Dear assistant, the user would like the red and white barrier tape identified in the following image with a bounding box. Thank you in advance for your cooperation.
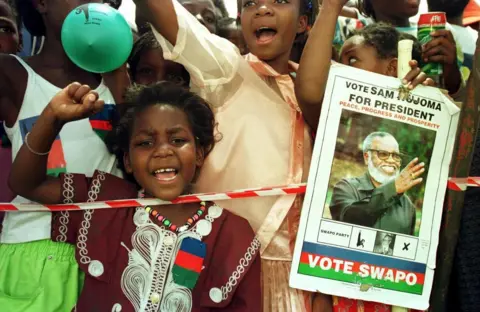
[447,177,480,191]
[0,177,477,212]
[0,183,307,212]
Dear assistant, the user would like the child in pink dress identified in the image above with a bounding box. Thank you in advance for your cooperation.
[135,0,314,310]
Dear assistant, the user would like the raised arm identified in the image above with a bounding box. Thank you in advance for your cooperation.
[133,0,179,45]
[295,0,347,130]
[8,83,104,204]
[134,0,239,105]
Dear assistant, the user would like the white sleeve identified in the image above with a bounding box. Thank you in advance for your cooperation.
[150,0,241,91]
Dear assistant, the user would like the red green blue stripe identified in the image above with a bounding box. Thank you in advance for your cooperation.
[302,242,426,272]
[172,238,206,289]
[89,104,115,141]
[298,242,426,295]
[175,250,203,273]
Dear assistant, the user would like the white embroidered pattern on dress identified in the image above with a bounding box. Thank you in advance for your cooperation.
[219,236,261,301]
[121,205,223,312]
[57,173,75,242]
[77,171,106,264]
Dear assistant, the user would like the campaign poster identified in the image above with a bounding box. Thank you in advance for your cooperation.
[289,65,460,310]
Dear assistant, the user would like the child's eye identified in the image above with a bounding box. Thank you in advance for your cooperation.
[166,74,186,85]
[274,0,289,4]
[0,26,14,33]
[348,57,358,65]
[243,0,256,8]
[204,16,215,24]
[138,68,154,75]
[136,140,153,147]
[171,138,188,146]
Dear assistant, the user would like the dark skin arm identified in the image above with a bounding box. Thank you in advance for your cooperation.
[133,0,179,45]
[295,0,345,131]
[422,29,462,94]
[8,83,104,204]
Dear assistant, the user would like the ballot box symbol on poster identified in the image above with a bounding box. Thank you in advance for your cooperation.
[373,231,396,256]
[357,232,365,248]
[348,227,376,252]
[393,235,418,260]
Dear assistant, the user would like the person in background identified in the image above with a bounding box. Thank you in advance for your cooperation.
[427,0,478,78]
[0,0,21,53]
[128,31,190,86]
[0,0,21,229]
[217,17,249,55]
[0,0,122,310]
[179,0,219,33]
[355,0,465,96]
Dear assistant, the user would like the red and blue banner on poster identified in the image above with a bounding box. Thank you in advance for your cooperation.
[298,242,426,295]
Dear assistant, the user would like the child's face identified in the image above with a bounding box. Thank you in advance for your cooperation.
[134,48,188,86]
[369,0,420,20]
[0,1,19,53]
[340,35,396,76]
[125,104,203,201]
[179,0,217,33]
[240,0,306,62]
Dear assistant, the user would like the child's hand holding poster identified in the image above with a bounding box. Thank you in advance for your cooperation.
[289,65,460,310]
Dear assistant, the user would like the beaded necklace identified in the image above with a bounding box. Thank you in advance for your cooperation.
[144,201,207,232]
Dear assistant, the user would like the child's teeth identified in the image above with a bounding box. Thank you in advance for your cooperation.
[155,168,175,173]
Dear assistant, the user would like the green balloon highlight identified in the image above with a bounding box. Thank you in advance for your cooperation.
[61,3,133,73]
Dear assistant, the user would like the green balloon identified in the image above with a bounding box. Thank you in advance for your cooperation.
[61,3,133,73]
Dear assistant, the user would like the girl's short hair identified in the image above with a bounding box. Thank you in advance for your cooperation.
[105,82,217,180]
[358,0,375,19]
[351,22,422,64]
[3,0,21,30]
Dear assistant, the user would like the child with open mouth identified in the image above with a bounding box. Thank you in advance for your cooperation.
[8,81,262,312]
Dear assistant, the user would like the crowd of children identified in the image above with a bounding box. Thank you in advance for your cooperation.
[0,0,478,311]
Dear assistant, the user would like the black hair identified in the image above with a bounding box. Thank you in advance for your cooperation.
[398,32,422,64]
[351,23,423,64]
[128,31,160,79]
[301,0,315,25]
[105,0,122,10]
[213,0,228,18]
[105,82,217,181]
[352,23,400,59]
[128,31,190,86]
[15,0,45,36]
[217,17,236,38]
[358,0,375,19]
[427,0,470,19]
[2,0,21,30]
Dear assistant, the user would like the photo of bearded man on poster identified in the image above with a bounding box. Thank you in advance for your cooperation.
[329,132,425,235]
